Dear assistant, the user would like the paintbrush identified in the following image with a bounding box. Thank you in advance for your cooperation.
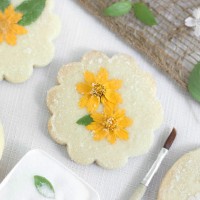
[129,128,177,200]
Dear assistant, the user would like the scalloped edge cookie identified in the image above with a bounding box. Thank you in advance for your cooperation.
[0,0,60,83]
[158,148,200,200]
[47,51,163,169]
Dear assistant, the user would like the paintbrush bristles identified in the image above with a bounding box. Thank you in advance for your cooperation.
[163,128,177,150]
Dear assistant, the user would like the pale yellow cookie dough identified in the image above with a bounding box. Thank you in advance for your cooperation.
[158,149,200,200]
[47,51,163,169]
[0,0,60,83]
[0,122,4,159]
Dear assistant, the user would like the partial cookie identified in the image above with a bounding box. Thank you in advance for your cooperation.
[47,51,163,169]
[0,0,60,83]
[0,122,4,159]
[158,148,200,200]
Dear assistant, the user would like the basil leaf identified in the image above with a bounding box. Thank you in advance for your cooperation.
[16,0,46,26]
[0,0,10,11]
[133,2,157,26]
[34,175,55,199]
[188,62,200,102]
[77,115,94,126]
[104,1,132,17]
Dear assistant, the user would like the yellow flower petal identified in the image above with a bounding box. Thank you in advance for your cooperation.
[76,83,91,94]
[101,96,106,106]
[5,33,16,45]
[91,112,104,123]
[96,68,108,83]
[87,95,100,113]
[84,71,95,84]
[93,134,104,141]
[5,5,23,23]
[93,130,107,141]
[105,90,122,104]
[118,117,133,128]
[0,33,3,43]
[114,109,125,119]
[87,122,101,131]
[107,134,117,144]
[5,5,15,16]
[12,24,27,34]
[101,96,114,110]
[115,129,129,140]
[0,5,27,45]
[105,80,122,90]
[103,105,113,116]
[7,12,22,23]
[79,95,89,108]
[0,12,3,20]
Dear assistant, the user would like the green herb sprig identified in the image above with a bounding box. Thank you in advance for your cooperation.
[0,0,46,26]
[34,175,55,199]
[103,1,157,26]
[188,62,200,103]
[76,114,94,126]
[0,0,10,11]
[16,0,46,26]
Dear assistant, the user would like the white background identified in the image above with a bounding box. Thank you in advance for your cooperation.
[0,0,200,199]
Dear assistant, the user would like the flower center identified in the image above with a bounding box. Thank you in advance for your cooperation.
[103,117,117,132]
[91,83,106,97]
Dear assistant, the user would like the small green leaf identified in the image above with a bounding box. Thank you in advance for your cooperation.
[133,2,157,26]
[104,1,132,17]
[16,0,46,26]
[188,62,200,103]
[0,0,10,11]
[77,115,94,126]
[34,175,55,199]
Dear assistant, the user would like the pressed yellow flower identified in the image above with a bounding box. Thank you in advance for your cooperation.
[87,107,133,144]
[76,68,122,112]
[0,5,27,46]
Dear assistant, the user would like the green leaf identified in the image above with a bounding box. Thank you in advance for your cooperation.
[0,0,10,11]
[16,0,46,26]
[104,1,132,17]
[76,115,94,126]
[133,2,157,26]
[188,62,200,103]
[34,175,55,199]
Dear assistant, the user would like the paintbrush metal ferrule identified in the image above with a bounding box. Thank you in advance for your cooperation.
[141,148,168,186]
[141,128,177,187]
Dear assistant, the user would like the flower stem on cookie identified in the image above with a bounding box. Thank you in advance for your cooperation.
[0,5,27,45]
[87,106,133,144]
[76,68,122,113]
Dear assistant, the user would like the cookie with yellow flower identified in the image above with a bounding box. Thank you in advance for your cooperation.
[0,0,60,83]
[47,51,163,169]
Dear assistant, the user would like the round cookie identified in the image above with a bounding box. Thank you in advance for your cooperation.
[47,51,163,169]
[0,122,4,159]
[0,0,60,83]
[158,149,200,200]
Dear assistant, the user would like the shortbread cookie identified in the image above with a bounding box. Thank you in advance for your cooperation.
[47,51,163,169]
[0,122,4,159]
[158,149,200,200]
[0,0,60,83]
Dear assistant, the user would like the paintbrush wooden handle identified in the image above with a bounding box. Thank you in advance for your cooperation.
[129,184,146,200]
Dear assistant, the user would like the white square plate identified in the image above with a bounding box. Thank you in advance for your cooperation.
[0,149,100,200]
